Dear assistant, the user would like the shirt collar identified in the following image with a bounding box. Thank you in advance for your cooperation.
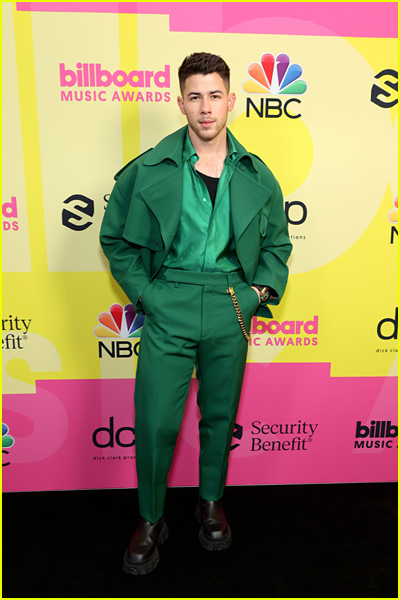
[143,124,261,173]
[183,128,239,164]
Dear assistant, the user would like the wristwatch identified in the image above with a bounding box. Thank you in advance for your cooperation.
[252,285,270,302]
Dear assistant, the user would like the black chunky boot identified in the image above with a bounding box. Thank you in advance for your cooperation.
[122,516,168,575]
[195,497,232,551]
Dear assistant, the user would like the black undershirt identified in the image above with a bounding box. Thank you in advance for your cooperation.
[196,169,277,298]
[197,170,219,207]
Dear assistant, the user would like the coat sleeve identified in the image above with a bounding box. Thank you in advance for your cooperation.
[99,175,151,312]
[253,177,292,307]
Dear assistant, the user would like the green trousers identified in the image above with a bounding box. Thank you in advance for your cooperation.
[134,268,259,523]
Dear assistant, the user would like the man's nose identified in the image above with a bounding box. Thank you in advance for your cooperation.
[201,98,211,113]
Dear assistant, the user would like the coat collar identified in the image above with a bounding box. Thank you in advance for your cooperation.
[143,125,261,173]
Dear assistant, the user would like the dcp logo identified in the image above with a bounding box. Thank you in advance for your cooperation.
[285,200,307,225]
[377,308,398,340]
[92,417,135,448]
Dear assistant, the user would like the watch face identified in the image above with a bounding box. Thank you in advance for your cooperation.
[261,288,270,301]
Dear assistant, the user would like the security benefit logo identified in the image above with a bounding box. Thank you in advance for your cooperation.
[62,194,94,231]
[94,303,144,359]
[243,53,307,120]
[251,420,318,453]
[370,69,398,109]
[354,421,397,450]
[2,424,15,468]
[2,315,32,350]
[230,424,243,451]
[62,194,109,232]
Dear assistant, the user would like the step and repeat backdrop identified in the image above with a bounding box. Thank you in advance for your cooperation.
[2,2,398,492]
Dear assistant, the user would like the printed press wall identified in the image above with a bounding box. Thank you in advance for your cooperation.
[2,2,398,492]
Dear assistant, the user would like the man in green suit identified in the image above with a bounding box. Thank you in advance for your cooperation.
[100,52,292,574]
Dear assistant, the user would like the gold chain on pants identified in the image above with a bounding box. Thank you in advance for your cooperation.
[226,286,251,342]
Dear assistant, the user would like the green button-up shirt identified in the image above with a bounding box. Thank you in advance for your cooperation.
[163,130,242,272]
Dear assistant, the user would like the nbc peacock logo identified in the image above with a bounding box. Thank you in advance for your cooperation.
[387,196,398,224]
[94,304,145,339]
[2,424,14,448]
[243,53,307,95]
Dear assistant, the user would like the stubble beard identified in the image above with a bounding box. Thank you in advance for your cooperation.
[189,115,228,143]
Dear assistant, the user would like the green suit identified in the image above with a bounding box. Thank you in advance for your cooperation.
[100,126,292,522]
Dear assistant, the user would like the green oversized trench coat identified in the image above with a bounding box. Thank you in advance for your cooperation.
[100,126,292,319]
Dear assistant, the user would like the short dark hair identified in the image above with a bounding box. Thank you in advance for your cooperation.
[178,52,230,94]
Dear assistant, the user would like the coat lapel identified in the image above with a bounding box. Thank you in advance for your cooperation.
[230,168,272,241]
[139,167,183,257]
[230,168,272,281]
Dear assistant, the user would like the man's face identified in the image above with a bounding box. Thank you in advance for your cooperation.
[177,73,236,143]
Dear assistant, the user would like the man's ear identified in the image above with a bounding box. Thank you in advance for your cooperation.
[228,92,236,112]
[177,96,186,115]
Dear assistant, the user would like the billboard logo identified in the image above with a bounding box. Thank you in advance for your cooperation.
[60,63,170,88]
[251,315,318,347]
[60,63,171,103]
[371,69,398,109]
[2,196,19,232]
[354,420,397,449]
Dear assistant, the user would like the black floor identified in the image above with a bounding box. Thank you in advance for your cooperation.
[2,482,397,598]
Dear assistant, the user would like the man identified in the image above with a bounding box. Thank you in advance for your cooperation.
[100,52,292,575]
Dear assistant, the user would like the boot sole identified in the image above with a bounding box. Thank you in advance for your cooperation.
[195,506,232,551]
[122,520,169,575]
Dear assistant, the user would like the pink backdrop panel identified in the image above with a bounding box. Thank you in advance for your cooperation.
[16,2,398,37]
[3,364,397,492]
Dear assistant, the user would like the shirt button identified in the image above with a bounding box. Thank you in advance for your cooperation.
[203,198,207,202]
